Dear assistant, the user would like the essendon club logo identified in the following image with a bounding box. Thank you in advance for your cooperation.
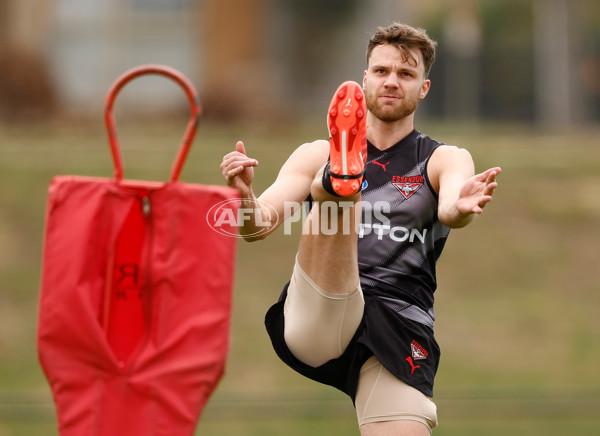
[406,340,428,375]
[392,175,424,199]
[411,340,428,360]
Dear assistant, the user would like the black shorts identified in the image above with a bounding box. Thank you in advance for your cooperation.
[265,282,441,402]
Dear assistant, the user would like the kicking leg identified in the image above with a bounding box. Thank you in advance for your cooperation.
[283,81,367,367]
[283,172,364,367]
[298,79,367,294]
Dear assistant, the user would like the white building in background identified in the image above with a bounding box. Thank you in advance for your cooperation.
[49,0,200,115]
[2,0,417,119]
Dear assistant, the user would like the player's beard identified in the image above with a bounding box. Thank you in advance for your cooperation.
[365,89,421,122]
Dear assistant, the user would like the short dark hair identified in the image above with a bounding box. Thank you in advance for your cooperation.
[366,23,437,78]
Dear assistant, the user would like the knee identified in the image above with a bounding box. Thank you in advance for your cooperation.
[283,316,338,368]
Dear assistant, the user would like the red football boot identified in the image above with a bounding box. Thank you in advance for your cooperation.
[326,80,367,197]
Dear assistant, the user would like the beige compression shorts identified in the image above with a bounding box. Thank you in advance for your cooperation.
[283,259,438,431]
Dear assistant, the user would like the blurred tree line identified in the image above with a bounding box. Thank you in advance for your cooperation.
[421,0,599,126]
[0,0,598,126]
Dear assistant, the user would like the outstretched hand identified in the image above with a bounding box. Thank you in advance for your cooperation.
[456,167,502,215]
[220,141,258,198]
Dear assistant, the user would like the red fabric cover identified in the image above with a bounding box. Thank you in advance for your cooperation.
[38,175,238,436]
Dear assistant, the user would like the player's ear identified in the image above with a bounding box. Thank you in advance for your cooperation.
[419,79,431,100]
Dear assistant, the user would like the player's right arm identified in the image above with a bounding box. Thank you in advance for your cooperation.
[220,139,328,241]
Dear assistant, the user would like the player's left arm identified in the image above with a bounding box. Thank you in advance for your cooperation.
[430,146,501,229]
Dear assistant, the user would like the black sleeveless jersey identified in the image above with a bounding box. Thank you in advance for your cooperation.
[264,129,450,400]
[358,129,450,320]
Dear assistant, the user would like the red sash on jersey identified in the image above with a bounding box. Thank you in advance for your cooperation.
[37,66,238,435]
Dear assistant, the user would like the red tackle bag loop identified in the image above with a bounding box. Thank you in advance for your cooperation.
[38,65,238,436]
[104,64,202,183]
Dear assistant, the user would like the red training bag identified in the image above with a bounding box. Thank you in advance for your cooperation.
[38,65,238,435]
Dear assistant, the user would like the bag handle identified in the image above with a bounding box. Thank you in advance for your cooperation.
[104,64,202,182]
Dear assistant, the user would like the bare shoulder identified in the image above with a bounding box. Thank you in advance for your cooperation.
[428,145,475,191]
[291,139,329,160]
[257,139,329,209]
[430,145,474,169]
[431,144,472,161]
[281,139,329,175]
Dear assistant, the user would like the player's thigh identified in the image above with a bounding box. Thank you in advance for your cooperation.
[356,356,437,434]
[283,259,364,367]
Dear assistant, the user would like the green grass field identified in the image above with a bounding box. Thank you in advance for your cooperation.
[0,118,599,435]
